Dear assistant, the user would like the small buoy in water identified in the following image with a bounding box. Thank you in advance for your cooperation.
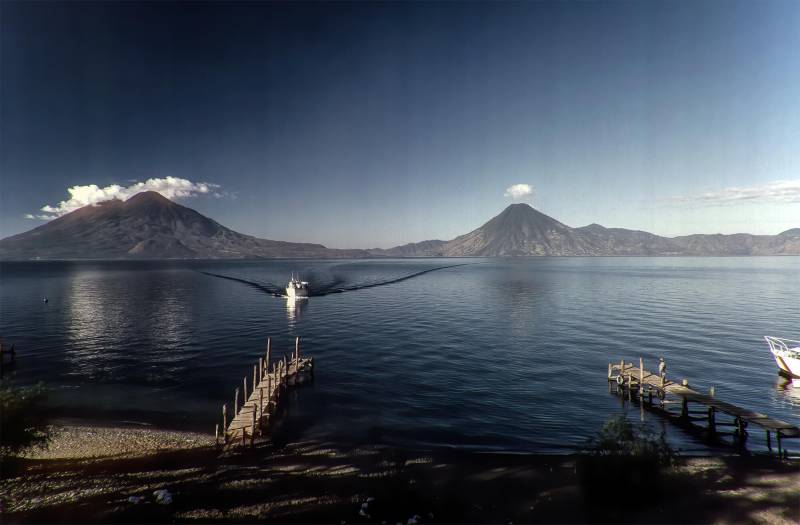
[43,297,48,303]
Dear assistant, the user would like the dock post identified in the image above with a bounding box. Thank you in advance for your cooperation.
[223,404,228,431]
[259,358,263,383]
[259,387,264,429]
[234,388,239,415]
[776,431,782,456]
[295,336,300,369]
[253,365,257,394]
[283,355,288,380]
[738,419,748,446]
[243,376,248,401]
[607,363,612,379]
[626,372,632,401]
[707,406,716,434]
[639,357,644,397]
[766,430,772,451]
[266,337,272,371]
[251,409,256,447]
[620,359,624,376]
[215,424,219,446]
[267,371,272,403]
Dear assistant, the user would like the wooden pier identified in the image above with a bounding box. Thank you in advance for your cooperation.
[608,358,800,456]
[219,336,314,448]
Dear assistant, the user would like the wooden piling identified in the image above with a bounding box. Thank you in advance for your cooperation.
[234,388,239,415]
[266,337,272,371]
[259,387,264,429]
[251,408,256,446]
[607,363,612,379]
[243,376,248,401]
[259,357,263,382]
[253,365,257,394]
[295,337,300,369]
[223,404,228,430]
[707,406,716,434]
[638,358,644,395]
[215,424,219,446]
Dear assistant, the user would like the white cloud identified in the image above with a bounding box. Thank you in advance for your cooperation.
[669,179,800,206]
[27,177,220,220]
[504,183,534,200]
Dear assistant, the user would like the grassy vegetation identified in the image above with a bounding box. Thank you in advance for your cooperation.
[0,382,52,458]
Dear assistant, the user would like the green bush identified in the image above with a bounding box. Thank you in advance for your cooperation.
[0,382,52,456]
[580,416,677,511]
[585,415,676,465]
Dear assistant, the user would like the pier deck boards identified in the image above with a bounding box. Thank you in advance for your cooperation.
[220,337,314,447]
[610,362,800,441]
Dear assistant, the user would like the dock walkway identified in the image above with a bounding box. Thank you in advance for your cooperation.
[220,336,313,447]
[609,359,799,455]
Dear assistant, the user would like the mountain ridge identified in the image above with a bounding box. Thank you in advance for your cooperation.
[369,203,799,257]
[1,193,797,259]
[0,191,368,260]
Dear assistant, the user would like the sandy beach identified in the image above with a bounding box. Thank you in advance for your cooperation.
[2,423,798,524]
[20,423,216,460]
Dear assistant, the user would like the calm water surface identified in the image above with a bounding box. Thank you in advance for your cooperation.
[1,258,798,454]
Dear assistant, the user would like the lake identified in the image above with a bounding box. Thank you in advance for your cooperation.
[1,257,798,454]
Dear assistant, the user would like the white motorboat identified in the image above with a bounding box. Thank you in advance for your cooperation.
[286,274,309,300]
[765,336,800,378]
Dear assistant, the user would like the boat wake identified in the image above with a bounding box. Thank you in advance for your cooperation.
[198,272,284,296]
[199,263,470,298]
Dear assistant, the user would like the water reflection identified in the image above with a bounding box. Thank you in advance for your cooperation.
[775,375,800,408]
[63,270,192,382]
[286,297,307,325]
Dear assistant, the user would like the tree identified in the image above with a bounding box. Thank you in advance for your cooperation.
[0,382,52,456]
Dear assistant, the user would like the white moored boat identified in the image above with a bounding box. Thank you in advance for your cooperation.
[286,274,309,300]
[765,336,800,378]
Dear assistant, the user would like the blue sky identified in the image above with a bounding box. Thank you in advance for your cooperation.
[1,1,798,247]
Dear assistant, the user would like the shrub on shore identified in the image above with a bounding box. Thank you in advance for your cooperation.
[0,382,52,457]
[585,415,676,465]
[579,416,677,512]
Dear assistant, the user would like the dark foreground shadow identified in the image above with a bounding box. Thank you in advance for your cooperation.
[1,444,798,523]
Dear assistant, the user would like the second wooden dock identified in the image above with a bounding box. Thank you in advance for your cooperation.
[608,358,799,456]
